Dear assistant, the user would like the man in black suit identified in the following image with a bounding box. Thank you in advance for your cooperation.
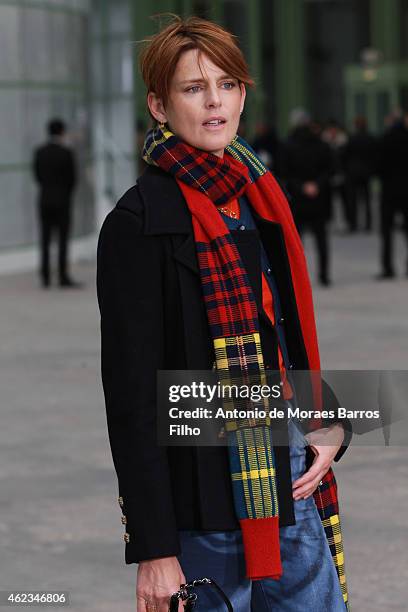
[282,112,333,286]
[343,116,377,232]
[377,112,408,279]
[33,118,81,288]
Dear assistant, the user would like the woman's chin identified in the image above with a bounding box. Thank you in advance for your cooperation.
[194,136,231,155]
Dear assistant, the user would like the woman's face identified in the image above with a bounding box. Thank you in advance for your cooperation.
[148,48,246,157]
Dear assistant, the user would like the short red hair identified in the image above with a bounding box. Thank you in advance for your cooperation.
[139,14,255,115]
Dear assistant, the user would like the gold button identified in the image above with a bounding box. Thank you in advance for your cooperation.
[121,515,127,525]
[124,532,130,543]
[118,496,124,507]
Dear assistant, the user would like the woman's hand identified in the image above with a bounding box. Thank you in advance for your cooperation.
[292,423,344,501]
[136,556,186,612]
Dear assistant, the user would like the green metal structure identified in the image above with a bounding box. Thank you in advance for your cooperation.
[345,0,408,133]
[130,0,408,140]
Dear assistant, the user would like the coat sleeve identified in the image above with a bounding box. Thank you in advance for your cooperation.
[297,377,352,463]
[96,206,181,563]
[321,379,352,463]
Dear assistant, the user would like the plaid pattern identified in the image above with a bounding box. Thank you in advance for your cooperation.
[143,125,248,205]
[229,426,279,519]
[214,334,271,427]
[321,513,350,610]
[193,207,280,531]
[315,469,349,609]
[142,125,348,599]
[225,136,269,182]
[313,466,339,518]
[196,237,258,337]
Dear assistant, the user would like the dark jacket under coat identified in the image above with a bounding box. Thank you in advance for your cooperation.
[96,165,351,564]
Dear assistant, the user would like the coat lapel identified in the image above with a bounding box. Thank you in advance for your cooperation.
[137,165,200,276]
[172,233,200,276]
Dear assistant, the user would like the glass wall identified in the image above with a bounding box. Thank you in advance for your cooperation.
[90,0,136,227]
[0,0,94,250]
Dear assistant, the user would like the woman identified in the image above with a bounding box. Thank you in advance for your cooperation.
[97,15,351,612]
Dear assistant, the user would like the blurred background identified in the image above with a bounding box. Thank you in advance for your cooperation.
[1,1,408,611]
[1,0,408,258]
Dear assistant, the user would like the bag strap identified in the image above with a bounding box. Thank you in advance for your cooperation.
[169,577,233,611]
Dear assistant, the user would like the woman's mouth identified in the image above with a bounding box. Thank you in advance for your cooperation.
[202,119,227,130]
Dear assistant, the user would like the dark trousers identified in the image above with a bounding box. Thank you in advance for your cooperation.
[296,218,329,283]
[346,178,371,231]
[337,183,349,229]
[38,205,71,284]
[380,196,408,275]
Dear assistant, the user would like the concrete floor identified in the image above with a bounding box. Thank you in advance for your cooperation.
[0,227,407,611]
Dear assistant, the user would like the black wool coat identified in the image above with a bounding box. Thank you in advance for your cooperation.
[96,165,351,564]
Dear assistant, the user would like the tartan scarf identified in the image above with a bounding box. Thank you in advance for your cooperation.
[142,125,330,582]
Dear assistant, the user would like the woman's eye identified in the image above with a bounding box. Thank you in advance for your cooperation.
[186,82,236,93]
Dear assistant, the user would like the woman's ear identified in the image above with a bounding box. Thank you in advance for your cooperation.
[239,83,247,115]
[147,92,167,124]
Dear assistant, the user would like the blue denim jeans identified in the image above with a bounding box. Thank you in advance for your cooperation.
[177,420,346,611]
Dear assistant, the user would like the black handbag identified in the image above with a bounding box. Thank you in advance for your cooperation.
[169,577,233,611]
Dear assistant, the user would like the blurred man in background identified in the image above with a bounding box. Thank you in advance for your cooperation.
[377,109,408,279]
[282,109,333,286]
[343,116,377,233]
[33,118,81,289]
[251,121,282,175]
[322,118,349,232]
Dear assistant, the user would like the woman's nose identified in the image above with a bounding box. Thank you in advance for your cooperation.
[205,86,222,108]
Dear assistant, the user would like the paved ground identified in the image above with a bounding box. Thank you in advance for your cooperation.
[0,225,408,611]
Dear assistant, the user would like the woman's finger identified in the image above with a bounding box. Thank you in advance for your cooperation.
[146,599,162,612]
[136,594,167,612]
[292,455,329,490]
[136,595,148,611]
[293,472,326,499]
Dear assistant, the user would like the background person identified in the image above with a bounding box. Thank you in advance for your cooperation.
[33,118,81,288]
[343,115,377,233]
[282,109,333,286]
[321,118,349,233]
[376,109,408,279]
[251,121,282,175]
